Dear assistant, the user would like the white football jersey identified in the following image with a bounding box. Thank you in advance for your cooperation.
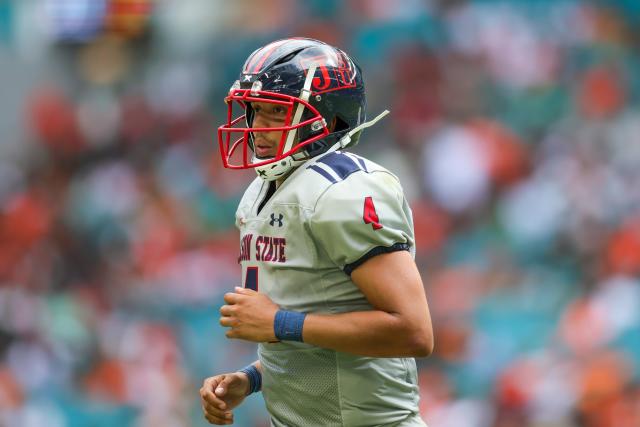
[235,151,425,426]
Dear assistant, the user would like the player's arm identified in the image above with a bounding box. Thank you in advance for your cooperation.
[301,250,433,357]
[221,251,433,357]
[301,172,433,357]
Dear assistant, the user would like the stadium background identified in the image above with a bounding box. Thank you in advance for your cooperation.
[1,0,640,426]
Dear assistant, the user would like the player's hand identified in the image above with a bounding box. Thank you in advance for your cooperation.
[220,287,279,342]
[200,372,249,425]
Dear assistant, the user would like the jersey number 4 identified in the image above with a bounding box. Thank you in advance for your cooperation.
[244,267,258,291]
[363,196,383,230]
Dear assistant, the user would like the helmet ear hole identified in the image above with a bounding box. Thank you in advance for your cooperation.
[333,116,348,133]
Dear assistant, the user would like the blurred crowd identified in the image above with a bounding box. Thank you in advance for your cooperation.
[1,0,640,426]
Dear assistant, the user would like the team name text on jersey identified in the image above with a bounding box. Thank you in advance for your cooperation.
[238,233,287,263]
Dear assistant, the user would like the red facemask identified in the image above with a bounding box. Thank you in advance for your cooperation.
[217,88,330,170]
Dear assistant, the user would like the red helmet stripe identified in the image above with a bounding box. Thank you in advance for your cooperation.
[244,39,289,74]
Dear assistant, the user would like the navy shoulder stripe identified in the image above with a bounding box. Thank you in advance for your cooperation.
[307,165,337,183]
[354,156,368,173]
[317,152,361,180]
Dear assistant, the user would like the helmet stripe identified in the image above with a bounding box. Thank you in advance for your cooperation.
[244,39,289,74]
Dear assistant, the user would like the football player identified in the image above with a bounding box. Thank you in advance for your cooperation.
[200,38,433,426]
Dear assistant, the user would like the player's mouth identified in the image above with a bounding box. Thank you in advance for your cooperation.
[254,139,278,158]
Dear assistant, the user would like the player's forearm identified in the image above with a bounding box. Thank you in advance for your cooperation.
[301,310,433,357]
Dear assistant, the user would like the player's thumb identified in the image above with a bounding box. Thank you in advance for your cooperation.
[214,375,235,397]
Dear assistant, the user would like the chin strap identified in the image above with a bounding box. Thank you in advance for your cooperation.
[321,109,390,156]
[253,109,391,181]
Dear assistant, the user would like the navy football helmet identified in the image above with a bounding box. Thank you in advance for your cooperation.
[218,38,387,181]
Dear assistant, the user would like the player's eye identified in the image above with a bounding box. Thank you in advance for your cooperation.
[272,106,286,115]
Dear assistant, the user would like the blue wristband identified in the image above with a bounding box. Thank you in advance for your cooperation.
[274,310,306,342]
[238,364,261,395]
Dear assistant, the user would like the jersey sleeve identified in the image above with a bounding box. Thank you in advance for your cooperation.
[308,171,415,275]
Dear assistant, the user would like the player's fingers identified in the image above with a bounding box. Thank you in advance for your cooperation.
[200,376,220,398]
[219,305,234,316]
[202,391,227,410]
[219,316,234,327]
[225,329,237,339]
[223,292,240,304]
[203,402,232,419]
[204,411,233,425]
[234,286,257,295]
[201,377,227,408]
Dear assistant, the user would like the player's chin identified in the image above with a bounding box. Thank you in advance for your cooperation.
[254,147,278,158]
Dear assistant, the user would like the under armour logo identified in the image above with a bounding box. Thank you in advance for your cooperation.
[269,213,284,227]
[243,75,252,82]
[258,169,267,177]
